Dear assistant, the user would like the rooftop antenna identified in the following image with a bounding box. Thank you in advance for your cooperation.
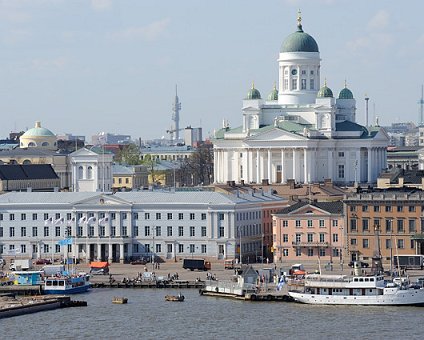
[419,84,424,126]
[365,94,369,128]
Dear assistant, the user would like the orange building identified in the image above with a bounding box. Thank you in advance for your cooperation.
[344,190,424,265]
[272,201,344,265]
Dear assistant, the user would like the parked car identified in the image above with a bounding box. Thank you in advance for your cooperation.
[130,259,147,265]
[348,261,369,268]
[35,258,52,265]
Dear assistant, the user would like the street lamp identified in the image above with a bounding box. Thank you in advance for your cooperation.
[238,226,242,265]
[389,219,393,276]
[261,233,264,265]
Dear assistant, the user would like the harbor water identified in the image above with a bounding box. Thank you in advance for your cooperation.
[1,288,423,339]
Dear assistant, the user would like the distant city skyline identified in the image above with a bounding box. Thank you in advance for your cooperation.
[0,0,422,140]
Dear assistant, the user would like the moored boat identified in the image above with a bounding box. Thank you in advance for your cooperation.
[288,273,424,306]
[43,273,90,295]
[165,294,184,302]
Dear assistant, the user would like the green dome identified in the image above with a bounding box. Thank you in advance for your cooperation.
[338,87,354,99]
[267,84,278,101]
[246,83,261,100]
[317,83,333,98]
[281,13,318,53]
[22,121,55,137]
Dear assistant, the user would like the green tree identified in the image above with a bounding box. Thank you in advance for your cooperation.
[115,143,142,165]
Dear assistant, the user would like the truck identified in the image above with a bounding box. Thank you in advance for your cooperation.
[393,255,424,270]
[9,259,32,271]
[182,259,211,271]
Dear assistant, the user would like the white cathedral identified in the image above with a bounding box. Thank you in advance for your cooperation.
[213,12,389,186]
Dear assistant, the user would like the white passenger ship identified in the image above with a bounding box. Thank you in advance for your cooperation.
[288,274,424,306]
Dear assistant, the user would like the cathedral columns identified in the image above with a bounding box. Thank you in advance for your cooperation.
[281,150,286,183]
[256,149,260,184]
[327,149,333,181]
[292,149,297,182]
[304,149,308,183]
[268,149,272,183]
[367,147,373,183]
[356,150,361,184]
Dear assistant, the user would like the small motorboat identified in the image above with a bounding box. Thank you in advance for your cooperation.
[165,294,185,302]
[112,296,128,304]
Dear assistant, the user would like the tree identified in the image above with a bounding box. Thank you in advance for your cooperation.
[141,154,158,185]
[181,143,214,186]
[115,143,142,165]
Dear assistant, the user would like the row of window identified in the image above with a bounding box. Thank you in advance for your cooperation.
[350,205,422,213]
[282,219,339,228]
[283,78,315,91]
[280,233,339,243]
[349,218,422,233]
[0,212,208,222]
[278,248,339,257]
[350,238,413,249]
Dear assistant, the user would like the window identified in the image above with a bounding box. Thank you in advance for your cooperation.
[362,205,368,212]
[201,213,206,221]
[55,226,60,237]
[44,227,49,237]
[145,213,150,220]
[219,213,224,221]
[308,248,314,256]
[350,219,357,232]
[122,226,127,237]
[156,213,161,220]
[385,239,392,249]
[178,244,184,253]
[319,220,325,227]
[167,213,172,220]
[43,244,49,253]
[309,78,314,90]
[397,239,404,249]
[296,248,301,256]
[21,213,26,221]
[338,152,345,157]
[409,206,416,212]
[338,165,344,178]
[283,249,289,256]
[133,213,139,220]
[409,219,416,233]
[283,221,288,227]
[374,205,380,212]
[219,226,224,237]
[190,244,195,254]
[0,213,2,221]
[21,227,26,237]
[155,244,161,253]
[301,78,306,89]
[144,244,150,253]
[178,226,184,237]
[307,220,313,228]
[100,226,106,237]
[190,213,195,220]
[167,226,173,237]
[332,234,338,242]
[397,206,403,212]
[295,220,301,228]
[307,233,314,242]
[144,226,150,237]
[32,227,38,237]
[283,234,288,242]
[319,248,326,257]
[295,234,301,243]
[291,78,297,90]
[87,166,93,179]
[178,213,183,220]
[385,206,392,212]
[319,233,325,242]
[111,213,116,220]
[78,166,83,179]
[122,213,127,220]
[190,226,195,237]
[363,239,369,248]
[125,178,129,184]
[167,244,173,253]
[284,78,289,91]
[201,244,207,253]
[332,220,338,227]
[362,219,369,232]
[10,214,15,221]
[155,226,161,237]
[397,220,404,233]
[385,219,392,232]
[351,238,357,245]
[350,206,356,212]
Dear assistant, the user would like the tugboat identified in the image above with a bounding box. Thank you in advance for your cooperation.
[165,293,185,302]
[112,296,128,304]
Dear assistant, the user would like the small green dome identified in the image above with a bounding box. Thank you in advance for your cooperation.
[281,12,319,53]
[317,81,333,98]
[267,84,278,101]
[246,82,261,100]
[22,121,55,137]
[338,87,354,99]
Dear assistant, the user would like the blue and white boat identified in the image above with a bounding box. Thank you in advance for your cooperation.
[43,273,90,295]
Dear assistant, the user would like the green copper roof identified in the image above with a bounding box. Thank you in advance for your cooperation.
[281,13,318,53]
[246,83,261,100]
[338,87,354,99]
[22,122,55,137]
[267,84,278,101]
[317,84,333,98]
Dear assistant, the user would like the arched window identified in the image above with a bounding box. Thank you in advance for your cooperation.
[28,142,36,147]
[78,166,84,179]
[42,142,49,147]
[87,166,93,179]
[23,160,32,165]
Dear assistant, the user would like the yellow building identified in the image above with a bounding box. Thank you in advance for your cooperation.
[112,164,148,191]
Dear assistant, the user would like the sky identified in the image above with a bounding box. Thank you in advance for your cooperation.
[0,0,423,142]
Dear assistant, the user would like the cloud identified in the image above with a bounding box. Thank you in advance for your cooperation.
[108,18,170,42]
[346,32,393,53]
[91,0,112,11]
[368,10,390,30]
[31,57,69,71]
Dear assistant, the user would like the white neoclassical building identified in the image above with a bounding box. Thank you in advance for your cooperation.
[213,13,389,185]
[0,190,286,263]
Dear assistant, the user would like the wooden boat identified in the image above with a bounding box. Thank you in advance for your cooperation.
[165,294,184,302]
[112,296,128,304]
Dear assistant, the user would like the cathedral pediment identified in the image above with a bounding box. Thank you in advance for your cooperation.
[245,127,307,142]
[74,194,131,207]
[70,148,98,158]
